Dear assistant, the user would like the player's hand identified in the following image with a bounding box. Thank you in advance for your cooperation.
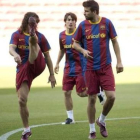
[48,75,56,88]
[82,49,93,59]
[116,63,123,73]
[54,65,59,74]
[14,54,21,64]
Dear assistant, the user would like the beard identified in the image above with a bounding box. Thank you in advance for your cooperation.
[85,16,93,20]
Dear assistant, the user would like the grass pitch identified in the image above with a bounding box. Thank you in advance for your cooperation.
[0,84,140,140]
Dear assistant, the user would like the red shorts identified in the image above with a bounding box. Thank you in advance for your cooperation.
[16,50,46,91]
[85,64,115,95]
[63,74,86,93]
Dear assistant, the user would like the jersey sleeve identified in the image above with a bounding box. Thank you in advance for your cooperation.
[59,33,64,50]
[74,23,83,43]
[40,34,51,53]
[9,32,19,47]
[108,20,117,40]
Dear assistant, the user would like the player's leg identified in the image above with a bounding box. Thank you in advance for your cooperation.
[62,75,75,124]
[99,64,116,119]
[97,87,106,105]
[96,90,115,138]
[28,35,40,64]
[18,82,29,128]
[87,94,97,131]
[62,90,75,124]
[96,64,115,138]
[101,90,115,117]
[75,74,87,97]
[17,81,32,140]
[28,17,40,64]
[85,70,98,139]
[64,90,73,111]
[98,90,115,123]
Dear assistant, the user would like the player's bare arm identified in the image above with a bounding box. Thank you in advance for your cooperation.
[112,38,123,73]
[9,44,21,64]
[54,49,65,74]
[73,41,93,59]
[44,52,56,88]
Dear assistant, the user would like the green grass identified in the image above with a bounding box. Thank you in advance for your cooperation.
[0,84,140,140]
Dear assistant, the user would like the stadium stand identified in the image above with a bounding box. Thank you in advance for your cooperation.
[0,0,140,38]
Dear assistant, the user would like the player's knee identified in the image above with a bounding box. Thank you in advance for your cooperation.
[107,94,116,103]
[18,97,27,107]
[77,92,87,97]
[64,91,71,97]
[111,95,115,102]
[88,95,96,105]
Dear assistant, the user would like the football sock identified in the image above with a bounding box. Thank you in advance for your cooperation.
[89,123,96,133]
[97,90,104,96]
[24,127,30,132]
[67,110,74,120]
[99,113,106,123]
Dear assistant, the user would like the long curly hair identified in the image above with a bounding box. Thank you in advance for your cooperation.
[19,12,40,33]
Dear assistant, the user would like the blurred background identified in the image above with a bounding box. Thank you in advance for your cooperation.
[0,0,140,88]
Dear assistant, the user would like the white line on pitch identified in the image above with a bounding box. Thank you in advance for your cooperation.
[0,116,140,140]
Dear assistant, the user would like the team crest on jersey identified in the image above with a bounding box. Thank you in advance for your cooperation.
[100,25,106,30]
[100,33,106,38]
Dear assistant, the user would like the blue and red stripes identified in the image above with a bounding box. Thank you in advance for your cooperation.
[59,30,83,76]
[74,17,117,71]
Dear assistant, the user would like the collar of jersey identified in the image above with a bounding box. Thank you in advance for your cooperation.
[23,32,30,36]
[65,28,76,36]
[88,17,102,24]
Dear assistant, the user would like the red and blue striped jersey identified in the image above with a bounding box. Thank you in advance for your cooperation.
[74,17,117,71]
[59,29,84,76]
[10,30,51,67]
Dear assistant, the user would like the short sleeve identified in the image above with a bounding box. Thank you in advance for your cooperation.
[39,34,51,53]
[9,32,19,47]
[59,33,64,50]
[108,20,117,40]
[74,23,83,43]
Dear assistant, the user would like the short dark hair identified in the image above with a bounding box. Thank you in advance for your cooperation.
[83,0,99,14]
[64,12,77,22]
[19,12,40,33]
